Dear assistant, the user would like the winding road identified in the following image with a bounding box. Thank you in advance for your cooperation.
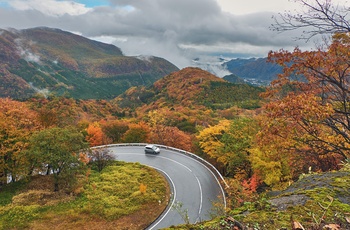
[106,145,226,229]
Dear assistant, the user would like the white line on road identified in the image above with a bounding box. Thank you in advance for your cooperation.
[170,150,227,209]
[147,166,176,230]
[194,175,203,223]
[157,155,193,172]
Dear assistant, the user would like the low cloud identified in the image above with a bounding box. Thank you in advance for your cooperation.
[0,0,312,70]
[15,38,41,63]
[28,82,50,98]
[192,56,231,78]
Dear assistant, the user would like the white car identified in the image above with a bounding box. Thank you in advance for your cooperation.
[144,144,160,154]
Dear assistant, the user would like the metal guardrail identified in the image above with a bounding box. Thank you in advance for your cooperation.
[92,143,229,189]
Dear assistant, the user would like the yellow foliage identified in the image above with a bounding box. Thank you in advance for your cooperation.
[196,119,230,160]
[249,147,288,188]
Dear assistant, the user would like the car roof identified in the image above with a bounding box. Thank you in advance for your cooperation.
[145,144,155,148]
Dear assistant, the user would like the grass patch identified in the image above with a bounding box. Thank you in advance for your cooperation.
[0,161,170,230]
[0,180,27,206]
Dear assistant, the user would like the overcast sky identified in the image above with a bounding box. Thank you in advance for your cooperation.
[0,0,348,69]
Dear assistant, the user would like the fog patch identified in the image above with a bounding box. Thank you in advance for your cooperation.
[136,55,154,62]
[15,38,41,63]
[192,56,231,78]
[29,82,50,98]
[22,51,41,63]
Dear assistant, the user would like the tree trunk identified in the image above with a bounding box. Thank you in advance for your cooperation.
[54,173,59,192]
[46,165,51,175]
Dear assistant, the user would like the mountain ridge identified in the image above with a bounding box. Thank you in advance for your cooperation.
[223,57,283,84]
[0,27,179,99]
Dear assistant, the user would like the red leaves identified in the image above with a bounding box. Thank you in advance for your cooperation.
[241,173,260,195]
[263,33,350,162]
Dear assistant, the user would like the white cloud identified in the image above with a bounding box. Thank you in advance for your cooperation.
[9,0,91,16]
[0,0,347,71]
[217,0,349,15]
[217,0,298,14]
[89,35,121,44]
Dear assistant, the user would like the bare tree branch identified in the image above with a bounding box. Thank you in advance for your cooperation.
[271,0,350,41]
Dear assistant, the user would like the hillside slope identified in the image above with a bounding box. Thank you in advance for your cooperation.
[0,27,179,99]
[114,67,264,112]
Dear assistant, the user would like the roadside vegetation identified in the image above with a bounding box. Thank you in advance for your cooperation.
[0,161,169,230]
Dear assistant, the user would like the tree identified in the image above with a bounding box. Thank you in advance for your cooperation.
[86,122,105,147]
[101,120,129,143]
[122,122,150,143]
[28,127,88,191]
[150,125,193,151]
[196,120,230,164]
[0,98,40,185]
[272,0,350,41]
[265,33,350,163]
[220,118,258,178]
[30,96,79,128]
[197,118,258,178]
[88,148,114,172]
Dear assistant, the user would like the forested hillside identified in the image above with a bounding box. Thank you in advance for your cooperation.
[114,67,263,112]
[0,27,179,99]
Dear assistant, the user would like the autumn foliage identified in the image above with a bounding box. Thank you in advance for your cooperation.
[0,98,41,184]
[86,122,105,147]
[261,33,350,172]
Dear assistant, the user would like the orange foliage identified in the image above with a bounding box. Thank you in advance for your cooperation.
[150,125,193,152]
[0,98,41,183]
[86,122,105,147]
[153,67,225,107]
[262,33,350,170]
[79,152,90,164]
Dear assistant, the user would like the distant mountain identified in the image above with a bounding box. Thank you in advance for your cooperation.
[223,57,283,83]
[0,27,179,99]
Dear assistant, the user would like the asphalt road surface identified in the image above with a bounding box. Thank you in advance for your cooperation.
[107,145,226,229]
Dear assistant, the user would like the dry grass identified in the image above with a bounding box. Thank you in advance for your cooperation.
[29,200,169,230]
[5,166,171,230]
[11,175,75,206]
